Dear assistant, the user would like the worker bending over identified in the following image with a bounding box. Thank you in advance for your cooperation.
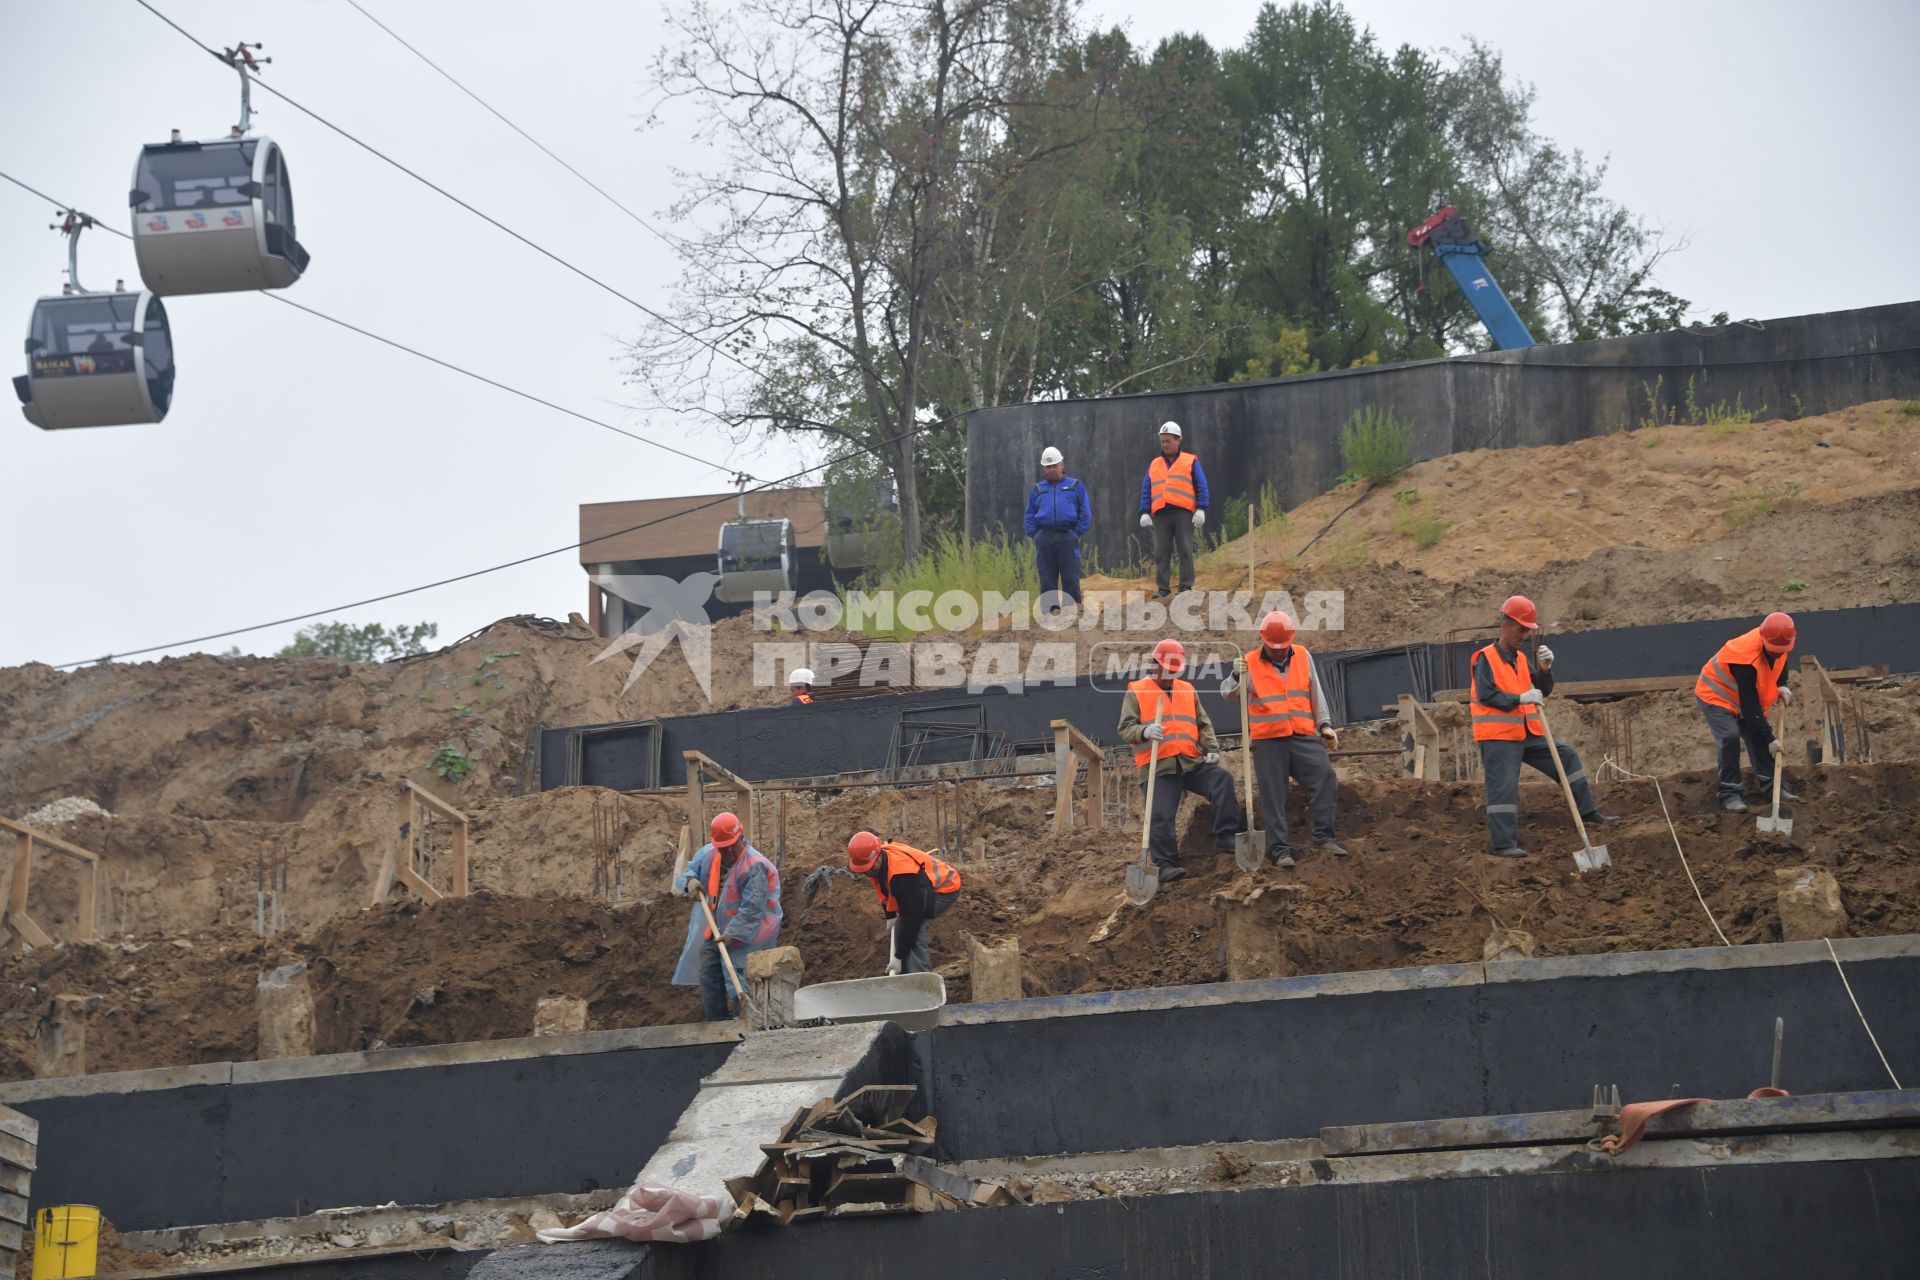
[847,832,961,975]
[1695,612,1797,813]
[1471,596,1618,858]
[1222,610,1348,866]
[1117,638,1240,883]
[672,812,783,1020]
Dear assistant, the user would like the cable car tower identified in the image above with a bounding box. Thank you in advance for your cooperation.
[130,40,311,296]
[15,210,176,430]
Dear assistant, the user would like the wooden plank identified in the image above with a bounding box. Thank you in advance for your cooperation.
[1048,719,1103,762]
[0,1132,35,1171]
[1051,725,1074,836]
[0,818,100,865]
[450,814,470,898]
[0,1217,22,1255]
[8,831,27,919]
[394,866,446,903]
[76,859,98,943]
[369,838,399,907]
[0,1189,27,1227]
[4,911,53,951]
[403,780,469,824]
[0,1165,29,1196]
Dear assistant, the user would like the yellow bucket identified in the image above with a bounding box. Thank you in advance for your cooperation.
[32,1204,100,1279]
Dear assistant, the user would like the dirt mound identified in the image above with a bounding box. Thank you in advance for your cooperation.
[8,755,1917,1082]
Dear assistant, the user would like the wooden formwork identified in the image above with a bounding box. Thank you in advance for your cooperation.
[370,781,470,906]
[0,817,101,954]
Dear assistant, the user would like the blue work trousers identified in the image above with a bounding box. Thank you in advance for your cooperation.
[1034,529,1081,604]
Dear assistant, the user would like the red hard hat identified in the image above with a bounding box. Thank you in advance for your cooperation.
[1501,595,1539,629]
[847,831,883,874]
[1260,610,1296,647]
[1760,611,1796,649]
[709,812,743,849]
[1152,638,1186,675]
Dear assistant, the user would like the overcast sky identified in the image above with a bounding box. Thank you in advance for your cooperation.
[2,0,1914,670]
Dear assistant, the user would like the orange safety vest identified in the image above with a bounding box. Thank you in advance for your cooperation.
[1245,645,1316,739]
[1695,628,1789,715]
[869,841,961,915]
[1148,452,1199,513]
[1470,643,1544,741]
[1129,677,1204,766]
[793,692,814,705]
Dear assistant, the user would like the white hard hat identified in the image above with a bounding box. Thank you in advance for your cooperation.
[789,667,816,685]
[1158,420,1183,439]
[1040,446,1064,466]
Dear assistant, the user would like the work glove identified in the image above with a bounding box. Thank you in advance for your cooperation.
[1203,752,1221,766]
[1139,512,1153,529]
[1517,689,1545,706]
[1220,674,1240,697]
[1320,725,1339,750]
[885,956,902,977]
[1770,739,1785,758]
[1193,509,1206,529]
[1776,686,1793,704]
[1536,644,1555,670]
[1142,722,1166,741]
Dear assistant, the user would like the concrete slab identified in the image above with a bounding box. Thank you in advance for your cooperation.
[701,1024,904,1088]
[468,1240,682,1280]
[0,1062,231,1105]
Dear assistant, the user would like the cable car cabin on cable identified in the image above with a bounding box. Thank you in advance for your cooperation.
[824,476,899,571]
[714,518,797,605]
[16,291,175,430]
[130,136,308,295]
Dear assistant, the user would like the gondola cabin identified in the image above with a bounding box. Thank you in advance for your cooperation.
[16,290,175,430]
[130,135,309,295]
[714,517,797,605]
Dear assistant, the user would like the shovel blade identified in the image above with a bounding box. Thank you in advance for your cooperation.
[1124,862,1158,906]
[1757,814,1794,836]
[1233,832,1264,873]
[1572,842,1611,873]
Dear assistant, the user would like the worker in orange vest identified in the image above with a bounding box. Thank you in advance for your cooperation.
[671,812,783,1020]
[847,832,962,975]
[1695,612,1797,812]
[1117,638,1239,883]
[1221,610,1347,866]
[1470,595,1618,857]
[1137,421,1210,600]
[789,666,816,706]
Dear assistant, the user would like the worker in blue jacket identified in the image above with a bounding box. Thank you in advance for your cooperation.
[1022,446,1091,605]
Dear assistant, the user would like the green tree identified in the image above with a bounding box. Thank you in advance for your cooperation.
[278,621,438,663]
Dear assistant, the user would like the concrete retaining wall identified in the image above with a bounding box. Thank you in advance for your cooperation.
[966,300,1920,572]
[919,937,1920,1161]
[540,602,1920,786]
[0,1028,736,1233]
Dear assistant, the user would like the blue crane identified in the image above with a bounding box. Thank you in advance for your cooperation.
[1407,207,1536,350]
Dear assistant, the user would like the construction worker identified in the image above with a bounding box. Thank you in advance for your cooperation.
[789,667,816,706]
[847,832,961,975]
[671,812,783,1020]
[1695,612,1797,813]
[1023,445,1091,607]
[1117,638,1239,882]
[1471,595,1618,858]
[1221,611,1347,866]
[1137,421,1210,600]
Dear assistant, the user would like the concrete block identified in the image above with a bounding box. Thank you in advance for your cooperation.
[469,1238,684,1279]
[967,936,1023,1003]
[745,946,803,1028]
[702,1022,891,1088]
[534,997,590,1038]
[1776,868,1848,942]
[257,962,317,1059]
[35,993,95,1079]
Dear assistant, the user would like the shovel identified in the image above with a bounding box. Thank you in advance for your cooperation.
[1232,660,1264,872]
[1533,702,1611,873]
[694,885,756,1020]
[1125,705,1166,906]
[1757,702,1794,836]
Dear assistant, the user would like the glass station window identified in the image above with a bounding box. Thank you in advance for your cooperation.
[133,140,259,212]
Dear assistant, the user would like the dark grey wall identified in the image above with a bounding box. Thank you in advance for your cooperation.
[13,1040,732,1232]
[541,602,1920,786]
[694,1160,1920,1280]
[967,301,1920,571]
[918,950,1920,1160]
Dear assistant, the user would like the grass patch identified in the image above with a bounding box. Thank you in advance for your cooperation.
[1900,400,1920,417]
[1322,530,1373,573]
[846,529,1037,639]
[1783,578,1810,592]
[1639,374,1766,435]
[1725,478,1803,528]
[1339,406,1412,485]
[1391,487,1448,549]
[1702,395,1764,439]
